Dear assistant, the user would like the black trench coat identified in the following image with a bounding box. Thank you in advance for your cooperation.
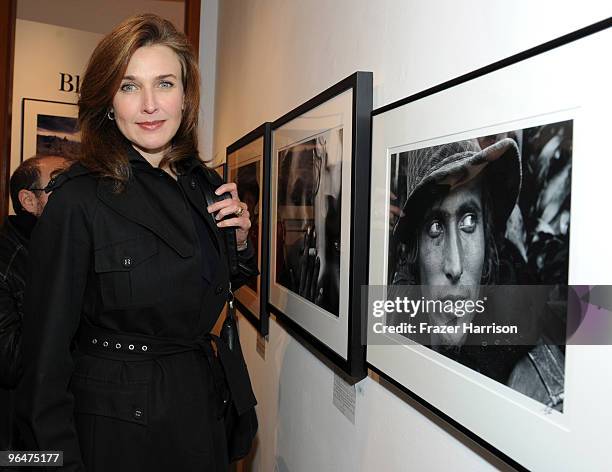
[15,150,257,472]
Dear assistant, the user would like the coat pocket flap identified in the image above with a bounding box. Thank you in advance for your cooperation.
[94,235,158,273]
[71,374,149,426]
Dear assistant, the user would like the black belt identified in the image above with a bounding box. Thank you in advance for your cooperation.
[76,321,256,416]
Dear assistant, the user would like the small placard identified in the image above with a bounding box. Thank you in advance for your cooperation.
[256,333,266,360]
[333,373,356,424]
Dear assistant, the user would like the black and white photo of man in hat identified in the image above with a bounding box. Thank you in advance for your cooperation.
[389,120,572,411]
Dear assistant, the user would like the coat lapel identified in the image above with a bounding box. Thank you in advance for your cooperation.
[97,178,195,258]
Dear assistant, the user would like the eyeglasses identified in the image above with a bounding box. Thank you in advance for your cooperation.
[28,167,65,193]
[28,183,52,193]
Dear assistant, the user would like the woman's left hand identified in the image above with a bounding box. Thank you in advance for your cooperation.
[207,182,251,246]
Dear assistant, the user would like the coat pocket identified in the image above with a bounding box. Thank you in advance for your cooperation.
[71,374,150,471]
[94,234,160,309]
[71,374,149,426]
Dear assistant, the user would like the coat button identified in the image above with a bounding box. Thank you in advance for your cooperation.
[123,257,132,268]
[190,179,196,189]
[215,285,224,295]
[134,409,143,419]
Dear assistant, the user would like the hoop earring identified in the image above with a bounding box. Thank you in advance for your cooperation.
[107,109,115,121]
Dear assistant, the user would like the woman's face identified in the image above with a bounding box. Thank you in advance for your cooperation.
[111,44,184,164]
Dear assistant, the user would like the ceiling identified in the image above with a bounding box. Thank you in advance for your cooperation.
[17,0,185,34]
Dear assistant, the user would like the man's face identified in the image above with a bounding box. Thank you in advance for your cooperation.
[30,157,71,216]
[418,176,485,345]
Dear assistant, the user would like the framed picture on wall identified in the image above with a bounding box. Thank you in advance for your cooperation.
[269,71,372,379]
[21,98,80,162]
[226,123,272,336]
[366,22,611,471]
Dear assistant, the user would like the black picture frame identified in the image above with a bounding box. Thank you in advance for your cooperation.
[226,123,272,336]
[366,19,611,471]
[20,98,80,162]
[268,71,372,379]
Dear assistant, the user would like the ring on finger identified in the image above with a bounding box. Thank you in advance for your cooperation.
[234,205,244,217]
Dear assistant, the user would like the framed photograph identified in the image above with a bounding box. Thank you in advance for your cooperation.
[226,123,272,336]
[367,22,611,471]
[269,72,372,378]
[21,98,80,162]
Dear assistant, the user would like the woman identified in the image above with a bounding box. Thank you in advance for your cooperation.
[16,14,257,471]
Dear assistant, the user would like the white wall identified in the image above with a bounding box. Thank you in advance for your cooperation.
[9,20,103,180]
[198,0,219,163]
[210,1,612,471]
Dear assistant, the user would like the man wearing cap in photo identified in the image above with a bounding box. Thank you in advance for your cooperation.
[391,137,522,338]
[390,137,564,407]
[389,137,528,376]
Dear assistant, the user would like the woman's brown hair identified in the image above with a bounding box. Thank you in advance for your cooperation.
[78,14,200,187]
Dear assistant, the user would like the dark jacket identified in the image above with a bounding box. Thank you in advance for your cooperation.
[16,149,258,471]
[0,213,35,450]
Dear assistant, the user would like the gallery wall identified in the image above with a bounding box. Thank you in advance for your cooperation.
[209,1,612,471]
[9,20,102,184]
[198,0,219,163]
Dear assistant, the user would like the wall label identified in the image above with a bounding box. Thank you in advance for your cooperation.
[333,373,356,424]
